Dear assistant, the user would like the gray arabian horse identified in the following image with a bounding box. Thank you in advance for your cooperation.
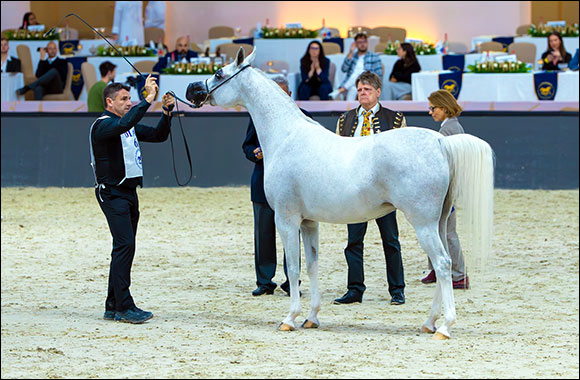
[186,47,494,339]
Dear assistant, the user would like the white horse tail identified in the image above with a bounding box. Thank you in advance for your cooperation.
[440,134,494,270]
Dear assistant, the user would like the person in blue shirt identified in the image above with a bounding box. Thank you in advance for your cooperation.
[152,36,198,73]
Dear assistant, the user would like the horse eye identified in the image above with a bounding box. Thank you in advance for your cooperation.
[215,70,223,80]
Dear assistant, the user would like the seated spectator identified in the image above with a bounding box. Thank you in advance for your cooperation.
[88,61,117,113]
[382,42,421,100]
[1,37,22,73]
[540,32,572,71]
[568,48,579,71]
[19,12,39,30]
[152,36,198,73]
[16,41,68,100]
[329,33,382,100]
[297,40,333,100]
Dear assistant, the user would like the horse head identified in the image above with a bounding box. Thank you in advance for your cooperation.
[186,46,256,108]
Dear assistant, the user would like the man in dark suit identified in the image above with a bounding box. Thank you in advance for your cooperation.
[1,37,22,73]
[152,36,198,73]
[16,41,67,100]
[242,76,311,297]
[333,71,406,306]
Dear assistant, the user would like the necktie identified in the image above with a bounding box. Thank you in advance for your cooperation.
[361,110,372,136]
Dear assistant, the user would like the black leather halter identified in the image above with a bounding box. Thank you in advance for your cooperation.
[194,64,252,108]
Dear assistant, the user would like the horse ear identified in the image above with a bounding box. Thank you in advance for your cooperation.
[236,47,245,67]
[243,46,257,65]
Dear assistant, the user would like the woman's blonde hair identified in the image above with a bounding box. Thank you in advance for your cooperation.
[428,89,463,117]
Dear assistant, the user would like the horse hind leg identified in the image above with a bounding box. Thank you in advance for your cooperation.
[415,223,456,339]
[276,215,302,331]
[300,220,320,329]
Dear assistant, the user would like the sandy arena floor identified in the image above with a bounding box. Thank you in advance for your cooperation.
[1,187,578,378]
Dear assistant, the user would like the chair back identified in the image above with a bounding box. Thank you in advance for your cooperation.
[479,41,504,52]
[328,61,336,87]
[447,41,468,54]
[516,24,531,36]
[133,60,158,73]
[370,26,406,43]
[42,62,74,100]
[260,60,289,73]
[16,44,36,84]
[349,26,372,36]
[190,42,204,53]
[507,42,536,64]
[81,62,98,93]
[375,42,387,53]
[209,26,235,39]
[144,27,165,44]
[322,42,341,55]
[217,43,253,61]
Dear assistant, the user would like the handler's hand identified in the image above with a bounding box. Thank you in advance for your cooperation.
[162,92,175,113]
[253,147,263,160]
[144,74,158,102]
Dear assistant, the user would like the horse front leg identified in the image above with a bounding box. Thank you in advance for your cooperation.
[416,224,456,339]
[276,215,301,331]
[300,220,320,329]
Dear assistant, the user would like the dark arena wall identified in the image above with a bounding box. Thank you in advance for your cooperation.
[1,111,578,189]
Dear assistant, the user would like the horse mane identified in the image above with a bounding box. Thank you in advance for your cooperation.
[251,68,321,129]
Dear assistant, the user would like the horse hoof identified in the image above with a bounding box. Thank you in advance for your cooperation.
[433,331,450,340]
[278,323,295,331]
[420,325,435,334]
[301,320,319,329]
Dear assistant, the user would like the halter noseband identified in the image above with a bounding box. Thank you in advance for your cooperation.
[195,64,252,108]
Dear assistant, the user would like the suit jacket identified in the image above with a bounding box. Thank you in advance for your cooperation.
[36,57,68,90]
[152,50,199,73]
[4,56,22,73]
[439,117,464,136]
[242,108,313,203]
[335,103,406,136]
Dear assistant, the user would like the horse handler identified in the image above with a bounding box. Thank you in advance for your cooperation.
[89,75,174,324]
[333,71,407,306]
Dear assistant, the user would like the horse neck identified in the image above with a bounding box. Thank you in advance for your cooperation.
[239,69,305,154]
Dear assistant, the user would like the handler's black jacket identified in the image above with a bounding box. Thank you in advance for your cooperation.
[242,108,313,203]
[91,100,172,188]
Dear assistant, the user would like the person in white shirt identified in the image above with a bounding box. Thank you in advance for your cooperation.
[112,1,145,46]
[144,1,166,29]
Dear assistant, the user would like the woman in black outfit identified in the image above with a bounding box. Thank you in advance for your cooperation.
[382,42,421,100]
[297,40,333,100]
[540,32,572,71]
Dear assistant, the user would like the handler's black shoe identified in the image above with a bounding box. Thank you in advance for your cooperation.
[252,286,275,296]
[114,306,153,324]
[390,293,405,305]
[103,310,116,320]
[333,290,363,304]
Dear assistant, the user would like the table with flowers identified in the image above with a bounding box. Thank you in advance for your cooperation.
[411,69,579,101]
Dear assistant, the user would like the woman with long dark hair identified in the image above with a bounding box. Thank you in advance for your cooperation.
[382,42,421,100]
[540,32,572,71]
[297,40,333,100]
[19,12,38,30]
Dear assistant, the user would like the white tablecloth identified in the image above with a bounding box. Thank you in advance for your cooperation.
[8,40,59,72]
[1,72,25,101]
[115,72,300,102]
[411,70,579,101]
[471,35,579,66]
[254,38,319,73]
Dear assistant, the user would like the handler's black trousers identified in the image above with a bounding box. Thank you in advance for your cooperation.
[96,184,139,312]
[344,211,405,297]
[253,202,291,289]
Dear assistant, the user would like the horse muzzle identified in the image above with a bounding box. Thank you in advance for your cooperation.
[186,81,208,108]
